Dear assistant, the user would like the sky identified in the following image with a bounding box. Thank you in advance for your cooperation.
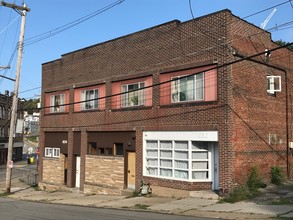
[0,0,292,100]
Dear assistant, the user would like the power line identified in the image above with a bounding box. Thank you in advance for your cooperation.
[19,86,41,94]
[24,0,125,46]
[243,0,291,19]
[23,42,293,112]
[0,16,19,34]
[188,0,195,20]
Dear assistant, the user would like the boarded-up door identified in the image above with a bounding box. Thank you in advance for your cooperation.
[127,152,135,189]
[75,156,80,188]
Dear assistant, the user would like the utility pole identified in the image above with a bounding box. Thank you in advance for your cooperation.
[1,1,30,193]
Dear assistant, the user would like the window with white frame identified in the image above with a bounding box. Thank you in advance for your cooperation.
[52,148,60,157]
[267,75,281,94]
[145,140,211,181]
[171,73,204,103]
[121,82,145,107]
[45,147,60,158]
[50,94,65,113]
[45,147,52,157]
[81,89,98,110]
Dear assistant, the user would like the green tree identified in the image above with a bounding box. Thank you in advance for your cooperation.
[23,98,40,114]
[275,40,293,50]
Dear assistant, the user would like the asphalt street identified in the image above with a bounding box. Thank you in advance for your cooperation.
[0,198,216,220]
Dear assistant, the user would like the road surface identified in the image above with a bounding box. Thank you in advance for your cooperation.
[0,198,215,220]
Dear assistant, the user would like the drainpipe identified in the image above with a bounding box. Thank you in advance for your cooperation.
[285,70,290,178]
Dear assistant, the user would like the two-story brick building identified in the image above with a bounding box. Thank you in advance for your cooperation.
[0,91,24,164]
[39,9,293,196]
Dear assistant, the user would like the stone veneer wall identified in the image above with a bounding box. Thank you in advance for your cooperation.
[39,154,65,191]
[84,155,124,195]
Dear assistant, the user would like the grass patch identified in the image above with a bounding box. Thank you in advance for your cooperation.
[134,204,150,210]
[26,136,38,143]
[0,192,11,197]
[270,197,293,205]
[32,185,39,190]
[132,191,140,197]
[220,187,261,203]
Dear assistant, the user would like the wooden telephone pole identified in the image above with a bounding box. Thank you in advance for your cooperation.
[1,1,30,193]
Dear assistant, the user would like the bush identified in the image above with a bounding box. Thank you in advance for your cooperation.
[271,166,284,185]
[246,166,265,190]
[221,166,264,203]
[221,186,261,203]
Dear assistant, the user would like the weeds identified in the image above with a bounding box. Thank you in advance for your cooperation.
[271,166,284,185]
[220,186,260,203]
[0,192,10,197]
[221,166,264,203]
[134,204,149,210]
[246,166,265,190]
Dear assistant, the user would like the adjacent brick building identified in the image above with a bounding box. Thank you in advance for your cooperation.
[39,9,293,196]
[0,91,24,164]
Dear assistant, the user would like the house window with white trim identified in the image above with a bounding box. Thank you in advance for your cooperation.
[121,82,145,107]
[45,147,52,157]
[171,73,204,103]
[50,94,65,113]
[52,148,60,158]
[267,75,281,94]
[45,147,60,158]
[145,139,211,181]
[81,89,98,110]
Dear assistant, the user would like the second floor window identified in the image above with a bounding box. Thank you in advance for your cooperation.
[81,89,98,110]
[171,73,204,103]
[121,82,145,107]
[267,75,281,94]
[50,94,65,113]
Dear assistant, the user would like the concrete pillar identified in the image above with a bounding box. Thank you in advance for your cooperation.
[80,129,87,191]
[67,130,74,187]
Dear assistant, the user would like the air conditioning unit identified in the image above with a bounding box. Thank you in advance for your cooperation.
[289,142,293,149]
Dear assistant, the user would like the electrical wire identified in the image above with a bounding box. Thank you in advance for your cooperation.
[189,0,195,20]
[243,0,291,19]
[2,0,291,98]
[24,0,125,46]
[19,86,41,94]
[22,42,293,112]
[0,16,19,35]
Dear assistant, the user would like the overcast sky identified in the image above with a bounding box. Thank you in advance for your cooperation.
[0,0,292,99]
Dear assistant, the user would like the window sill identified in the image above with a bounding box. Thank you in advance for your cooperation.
[160,100,218,108]
[44,112,68,116]
[143,174,212,183]
[111,106,152,112]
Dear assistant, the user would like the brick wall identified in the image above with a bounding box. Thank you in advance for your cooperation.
[39,9,293,194]
[230,14,293,186]
[84,155,124,195]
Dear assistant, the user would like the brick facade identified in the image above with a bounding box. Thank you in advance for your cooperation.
[39,9,293,195]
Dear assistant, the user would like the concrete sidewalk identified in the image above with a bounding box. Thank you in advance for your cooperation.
[1,162,293,219]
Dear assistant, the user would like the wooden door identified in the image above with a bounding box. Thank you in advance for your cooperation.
[127,152,136,189]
